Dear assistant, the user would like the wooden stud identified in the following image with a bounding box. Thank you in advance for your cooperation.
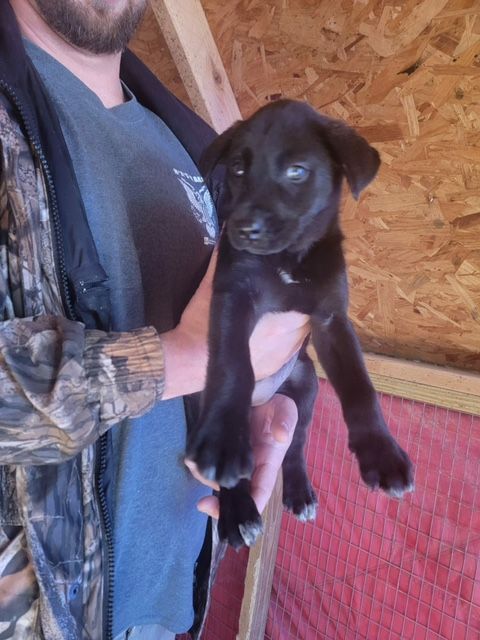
[149,0,241,132]
[237,476,283,640]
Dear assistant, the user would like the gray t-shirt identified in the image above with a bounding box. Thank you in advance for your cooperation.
[26,42,218,636]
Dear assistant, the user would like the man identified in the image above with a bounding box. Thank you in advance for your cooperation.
[0,1,310,638]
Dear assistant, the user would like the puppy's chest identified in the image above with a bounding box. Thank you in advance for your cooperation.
[276,267,306,286]
[251,261,315,315]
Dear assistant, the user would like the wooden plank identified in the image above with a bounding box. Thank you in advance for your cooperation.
[308,346,480,416]
[149,0,241,132]
[237,476,283,640]
[363,353,480,396]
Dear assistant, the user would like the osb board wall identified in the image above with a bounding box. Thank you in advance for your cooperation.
[131,0,480,372]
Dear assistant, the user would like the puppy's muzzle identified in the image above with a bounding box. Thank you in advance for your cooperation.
[234,217,267,243]
[227,214,271,252]
[228,210,291,254]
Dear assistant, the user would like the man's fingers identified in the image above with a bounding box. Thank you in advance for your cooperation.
[184,458,220,491]
[197,495,219,519]
[271,419,294,444]
[250,462,276,514]
[188,394,298,523]
[248,394,299,513]
[253,394,298,444]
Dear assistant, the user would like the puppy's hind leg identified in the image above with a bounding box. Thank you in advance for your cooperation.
[218,480,263,549]
[278,348,319,522]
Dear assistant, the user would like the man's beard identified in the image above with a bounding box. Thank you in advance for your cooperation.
[34,0,148,54]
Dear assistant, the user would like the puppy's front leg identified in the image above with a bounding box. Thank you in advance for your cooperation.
[187,284,256,488]
[311,312,414,497]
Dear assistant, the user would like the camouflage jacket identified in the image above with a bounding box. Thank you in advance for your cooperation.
[0,2,220,638]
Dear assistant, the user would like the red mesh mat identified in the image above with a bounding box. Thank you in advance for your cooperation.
[180,380,480,639]
[202,546,248,639]
[267,381,480,640]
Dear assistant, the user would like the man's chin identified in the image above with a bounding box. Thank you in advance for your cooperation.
[34,0,148,55]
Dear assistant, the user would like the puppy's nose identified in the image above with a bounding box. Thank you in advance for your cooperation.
[236,219,266,242]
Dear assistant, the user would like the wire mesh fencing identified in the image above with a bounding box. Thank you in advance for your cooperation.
[180,379,480,639]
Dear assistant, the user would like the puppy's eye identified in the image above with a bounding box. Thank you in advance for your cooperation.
[285,165,309,182]
[230,162,245,177]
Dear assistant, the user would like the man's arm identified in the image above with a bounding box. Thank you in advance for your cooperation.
[0,314,164,464]
[0,252,310,465]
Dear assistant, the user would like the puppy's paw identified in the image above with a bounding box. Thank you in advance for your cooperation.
[187,413,253,488]
[283,467,318,522]
[218,483,263,549]
[349,431,414,498]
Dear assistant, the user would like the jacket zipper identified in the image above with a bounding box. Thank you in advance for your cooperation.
[0,80,76,320]
[96,433,115,640]
[0,80,115,640]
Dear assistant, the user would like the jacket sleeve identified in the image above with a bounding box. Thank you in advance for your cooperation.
[0,96,165,464]
[0,315,165,464]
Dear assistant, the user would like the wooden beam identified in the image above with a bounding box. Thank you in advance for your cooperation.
[237,476,283,640]
[308,346,480,416]
[149,0,242,132]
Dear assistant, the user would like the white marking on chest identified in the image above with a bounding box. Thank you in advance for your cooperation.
[278,268,301,285]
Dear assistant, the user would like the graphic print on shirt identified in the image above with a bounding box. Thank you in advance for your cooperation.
[174,169,217,245]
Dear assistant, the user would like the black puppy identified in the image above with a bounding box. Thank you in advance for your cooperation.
[187,99,414,548]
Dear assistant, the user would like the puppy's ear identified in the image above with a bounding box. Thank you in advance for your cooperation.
[199,121,242,177]
[317,117,380,200]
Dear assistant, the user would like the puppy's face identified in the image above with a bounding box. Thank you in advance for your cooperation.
[201,100,380,255]
[221,123,336,254]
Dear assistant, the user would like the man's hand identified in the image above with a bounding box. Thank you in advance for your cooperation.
[161,250,310,400]
[185,393,298,518]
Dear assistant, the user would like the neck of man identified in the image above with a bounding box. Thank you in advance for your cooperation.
[11,0,125,108]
